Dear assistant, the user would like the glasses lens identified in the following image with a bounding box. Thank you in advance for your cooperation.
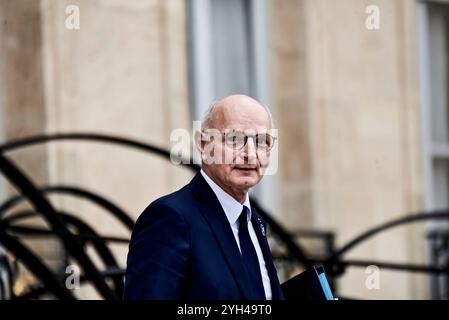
[225,132,246,149]
[256,134,273,150]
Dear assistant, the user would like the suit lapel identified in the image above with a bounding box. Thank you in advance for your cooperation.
[251,209,285,300]
[189,172,256,300]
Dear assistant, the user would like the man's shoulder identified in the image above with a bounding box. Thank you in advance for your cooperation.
[137,179,199,222]
[150,183,194,211]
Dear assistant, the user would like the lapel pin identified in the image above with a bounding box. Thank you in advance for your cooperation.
[258,218,266,237]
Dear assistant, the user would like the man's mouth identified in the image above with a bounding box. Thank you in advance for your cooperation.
[234,167,257,172]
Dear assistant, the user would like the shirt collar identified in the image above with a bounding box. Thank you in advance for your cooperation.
[200,169,251,225]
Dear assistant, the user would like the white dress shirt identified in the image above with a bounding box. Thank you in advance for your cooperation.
[200,170,272,300]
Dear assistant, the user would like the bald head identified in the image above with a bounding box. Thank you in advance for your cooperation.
[201,95,273,131]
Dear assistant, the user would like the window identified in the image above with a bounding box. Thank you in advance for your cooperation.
[419,1,449,299]
[187,0,277,213]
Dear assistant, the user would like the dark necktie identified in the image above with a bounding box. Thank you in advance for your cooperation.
[239,206,266,300]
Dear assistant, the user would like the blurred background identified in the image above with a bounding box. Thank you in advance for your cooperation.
[0,0,448,300]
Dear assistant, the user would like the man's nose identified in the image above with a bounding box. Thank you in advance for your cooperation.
[243,137,257,163]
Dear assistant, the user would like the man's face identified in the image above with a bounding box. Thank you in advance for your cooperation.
[201,97,273,196]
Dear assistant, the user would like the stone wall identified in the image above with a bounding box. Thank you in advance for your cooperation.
[269,0,426,299]
[1,0,191,299]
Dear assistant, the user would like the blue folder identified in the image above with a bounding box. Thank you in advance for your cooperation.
[281,265,335,301]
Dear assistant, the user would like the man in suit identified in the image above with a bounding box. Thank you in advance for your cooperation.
[123,94,283,300]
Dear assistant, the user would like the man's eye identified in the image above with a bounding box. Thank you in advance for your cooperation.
[227,134,243,143]
[226,135,237,144]
[256,134,268,146]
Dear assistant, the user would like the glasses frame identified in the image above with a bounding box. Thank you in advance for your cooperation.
[202,130,277,151]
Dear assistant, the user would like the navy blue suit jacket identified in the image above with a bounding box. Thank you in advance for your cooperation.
[123,172,284,300]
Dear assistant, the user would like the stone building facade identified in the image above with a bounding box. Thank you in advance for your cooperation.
[1,0,444,299]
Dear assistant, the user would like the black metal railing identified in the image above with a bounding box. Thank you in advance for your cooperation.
[0,132,448,299]
[428,228,449,299]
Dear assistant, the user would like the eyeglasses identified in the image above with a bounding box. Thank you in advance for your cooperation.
[222,131,277,151]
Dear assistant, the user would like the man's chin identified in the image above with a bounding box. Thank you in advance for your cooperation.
[230,173,260,188]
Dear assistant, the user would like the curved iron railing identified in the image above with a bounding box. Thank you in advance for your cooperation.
[0,133,312,299]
